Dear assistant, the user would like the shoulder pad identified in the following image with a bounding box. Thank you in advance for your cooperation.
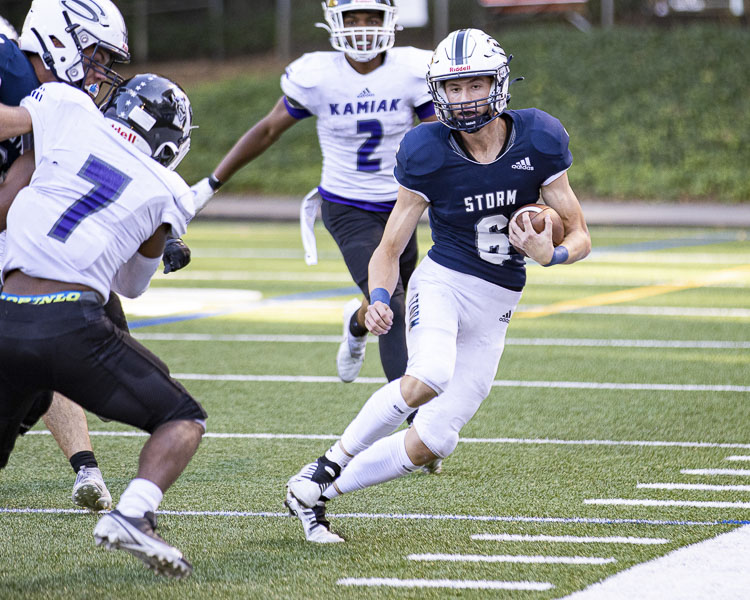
[282,52,336,90]
[397,122,446,176]
[520,108,570,157]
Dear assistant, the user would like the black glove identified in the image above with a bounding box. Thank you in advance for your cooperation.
[162,237,191,274]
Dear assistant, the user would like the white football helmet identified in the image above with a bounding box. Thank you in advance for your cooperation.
[19,0,129,97]
[316,0,398,63]
[0,16,18,41]
[427,28,512,133]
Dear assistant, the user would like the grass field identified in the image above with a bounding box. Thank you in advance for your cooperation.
[1,220,749,599]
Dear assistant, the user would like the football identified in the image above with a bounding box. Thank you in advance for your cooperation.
[511,203,565,256]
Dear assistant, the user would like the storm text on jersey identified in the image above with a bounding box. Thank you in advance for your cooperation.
[464,189,517,212]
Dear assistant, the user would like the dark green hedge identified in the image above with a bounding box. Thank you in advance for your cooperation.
[178,24,750,202]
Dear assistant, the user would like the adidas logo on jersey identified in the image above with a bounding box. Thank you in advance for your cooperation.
[499,310,512,323]
[357,88,375,98]
[511,157,534,171]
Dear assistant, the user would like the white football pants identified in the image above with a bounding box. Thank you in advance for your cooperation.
[405,256,522,458]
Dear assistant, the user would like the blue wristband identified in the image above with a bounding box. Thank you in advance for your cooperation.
[543,245,569,267]
[370,287,391,306]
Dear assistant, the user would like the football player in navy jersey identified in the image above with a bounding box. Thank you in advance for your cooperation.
[284,28,591,543]
[192,0,437,393]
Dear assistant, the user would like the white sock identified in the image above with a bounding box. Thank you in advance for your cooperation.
[325,429,417,498]
[325,442,353,468]
[116,478,164,518]
[339,379,411,456]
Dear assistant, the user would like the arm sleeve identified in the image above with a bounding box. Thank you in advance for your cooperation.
[110,251,161,298]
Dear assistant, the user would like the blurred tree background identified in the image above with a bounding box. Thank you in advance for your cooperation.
[0,0,747,202]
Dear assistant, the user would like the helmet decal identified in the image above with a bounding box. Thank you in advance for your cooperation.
[102,73,193,170]
[427,28,516,133]
[19,0,130,102]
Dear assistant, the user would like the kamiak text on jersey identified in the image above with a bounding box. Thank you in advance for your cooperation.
[329,99,401,115]
[464,189,517,212]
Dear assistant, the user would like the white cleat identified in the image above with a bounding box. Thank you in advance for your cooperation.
[421,458,443,474]
[72,466,112,511]
[285,490,344,543]
[94,510,192,579]
[287,457,341,509]
[336,298,368,383]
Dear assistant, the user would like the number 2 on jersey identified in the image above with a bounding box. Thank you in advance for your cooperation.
[48,155,132,242]
[356,119,383,172]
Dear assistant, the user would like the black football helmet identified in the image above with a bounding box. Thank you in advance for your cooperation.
[103,73,192,170]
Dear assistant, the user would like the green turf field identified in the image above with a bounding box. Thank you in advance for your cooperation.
[1,221,749,599]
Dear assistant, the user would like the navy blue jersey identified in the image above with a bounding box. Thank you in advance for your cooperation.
[0,35,39,174]
[394,108,572,290]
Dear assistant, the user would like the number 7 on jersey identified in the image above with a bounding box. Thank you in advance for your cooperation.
[48,155,132,242]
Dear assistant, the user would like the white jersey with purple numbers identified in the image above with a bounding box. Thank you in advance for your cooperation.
[2,82,195,299]
[281,47,432,204]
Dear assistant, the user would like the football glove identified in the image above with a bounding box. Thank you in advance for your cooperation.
[162,236,191,274]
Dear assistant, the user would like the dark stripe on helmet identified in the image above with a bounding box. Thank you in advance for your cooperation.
[453,29,467,65]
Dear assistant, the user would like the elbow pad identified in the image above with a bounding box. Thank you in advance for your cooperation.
[111,252,161,298]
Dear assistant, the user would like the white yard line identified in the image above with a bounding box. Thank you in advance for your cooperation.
[24,430,750,450]
[682,468,750,476]
[726,456,750,462]
[171,372,750,393]
[471,533,669,545]
[133,332,750,349]
[560,525,750,600]
[638,483,750,492]
[407,553,615,565]
[0,507,731,527]
[152,271,750,288]
[585,498,750,509]
[336,578,553,591]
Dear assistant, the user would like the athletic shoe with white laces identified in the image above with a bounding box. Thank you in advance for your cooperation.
[287,456,341,508]
[336,298,368,383]
[285,490,344,543]
[421,458,443,474]
[94,510,193,578]
[72,466,112,511]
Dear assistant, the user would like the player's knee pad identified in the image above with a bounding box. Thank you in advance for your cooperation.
[149,394,207,432]
[18,390,53,436]
[414,421,460,459]
[0,418,22,469]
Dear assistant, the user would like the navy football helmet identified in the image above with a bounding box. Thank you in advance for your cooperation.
[103,74,193,170]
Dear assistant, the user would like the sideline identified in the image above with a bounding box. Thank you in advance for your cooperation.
[561,525,750,600]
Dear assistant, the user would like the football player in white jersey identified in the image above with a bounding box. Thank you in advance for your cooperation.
[0,73,208,578]
[283,29,591,543]
[0,0,133,512]
[192,0,437,391]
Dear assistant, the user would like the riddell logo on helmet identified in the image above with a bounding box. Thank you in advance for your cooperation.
[110,122,137,144]
[449,65,471,73]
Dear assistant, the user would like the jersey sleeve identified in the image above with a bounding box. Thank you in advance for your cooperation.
[20,83,88,164]
[529,109,573,177]
[158,169,194,237]
[280,53,324,116]
[393,123,445,200]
